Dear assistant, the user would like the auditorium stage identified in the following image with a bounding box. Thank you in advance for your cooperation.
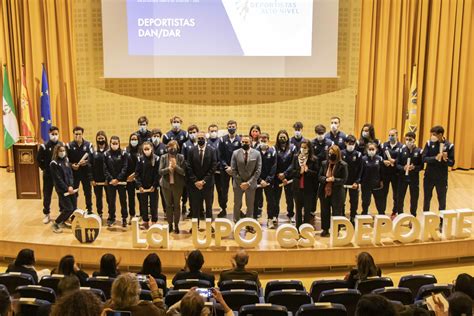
[1,169,473,272]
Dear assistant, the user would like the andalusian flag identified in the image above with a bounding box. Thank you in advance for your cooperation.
[20,65,35,137]
[405,65,418,134]
[2,65,20,149]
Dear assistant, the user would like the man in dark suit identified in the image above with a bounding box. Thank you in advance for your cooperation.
[219,249,261,288]
[186,131,218,224]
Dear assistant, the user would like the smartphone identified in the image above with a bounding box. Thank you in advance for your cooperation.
[196,288,212,298]
[106,311,132,316]
[136,274,147,283]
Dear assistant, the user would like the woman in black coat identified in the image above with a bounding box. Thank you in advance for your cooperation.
[291,139,319,228]
[318,145,348,237]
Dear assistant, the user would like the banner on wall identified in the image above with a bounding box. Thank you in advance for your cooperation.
[405,65,418,134]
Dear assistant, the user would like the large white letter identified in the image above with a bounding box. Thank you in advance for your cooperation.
[298,224,316,248]
[420,212,441,241]
[393,214,420,244]
[330,216,354,247]
[440,210,457,239]
[455,209,474,239]
[354,215,374,246]
[146,223,169,248]
[192,219,213,248]
[233,218,262,248]
[374,215,392,244]
[132,217,147,248]
[276,224,299,248]
[214,218,234,247]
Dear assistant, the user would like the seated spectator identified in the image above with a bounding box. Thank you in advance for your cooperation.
[355,294,396,316]
[218,249,261,288]
[93,253,120,278]
[37,275,80,316]
[51,290,102,316]
[172,250,215,287]
[104,273,165,316]
[454,273,474,299]
[0,285,12,316]
[433,292,474,316]
[345,252,382,288]
[6,249,50,283]
[139,253,167,284]
[51,255,89,286]
[167,288,233,316]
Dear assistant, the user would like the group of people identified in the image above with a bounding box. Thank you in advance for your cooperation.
[37,115,455,236]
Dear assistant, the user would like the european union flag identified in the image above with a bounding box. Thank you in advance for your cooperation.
[40,64,52,142]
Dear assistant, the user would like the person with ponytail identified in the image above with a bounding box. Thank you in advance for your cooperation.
[125,133,140,223]
[91,131,108,221]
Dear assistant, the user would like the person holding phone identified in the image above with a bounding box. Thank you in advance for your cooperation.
[167,288,233,316]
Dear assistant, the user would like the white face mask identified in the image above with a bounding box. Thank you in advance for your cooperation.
[209,131,218,139]
[172,122,181,129]
[260,143,269,151]
[58,151,66,159]
[346,144,355,152]
[430,135,439,143]
[130,140,138,147]
[139,125,147,133]
[189,132,197,140]
[111,144,119,151]
[406,140,415,149]
[362,131,370,139]
[331,123,338,132]
[367,150,376,157]
[295,131,302,138]
[49,134,59,142]
[317,134,325,141]
[152,136,160,145]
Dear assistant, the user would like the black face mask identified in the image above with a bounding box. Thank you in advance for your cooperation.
[242,144,250,150]
[329,153,337,161]
[97,140,106,145]
[278,138,287,143]
[197,139,205,146]
[169,148,178,155]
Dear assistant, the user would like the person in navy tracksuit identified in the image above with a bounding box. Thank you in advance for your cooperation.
[311,124,333,215]
[104,136,129,227]
[163,115,189,148]
[325,116,347,150]
[151,128,167,215]
[181,125,199,218]
[249,124,261,149]
[135,116,152,146]
[422,125,455,213]
[396,132,423,216]
[50,144,77,234]
[360,142,385,215]
[341,135,363,223]
[380,128,403,218]
[290,121,306,151]
[125,133,140,222]
[356,123,382,155]
[207,124,224,214]
[272,130,296,226]
[37,126,62,224]
[90,131,108,220]
[218,120,241,218]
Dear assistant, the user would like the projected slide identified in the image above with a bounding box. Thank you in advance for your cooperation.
[126,0,314,56]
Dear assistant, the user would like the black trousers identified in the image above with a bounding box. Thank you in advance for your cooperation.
[397,179,419,216]
[106,185,128,221]
[126,182,136,217]
[189,185,214,222]
[42,173,55,215]
[139,190,158,222]
[220,172,232,211]
[382,172,399,214]
[310,181,319,214]
[361,185,385,215]
[55,193,77,224]
[93,185,106,215]
[254,186,274,219]
[181,186,188,212]
[294,189,313,228]
[423,176,447,212]
[272,184,294,219]
[344,187,360,219]
[319,190,345,231]
[214,172,226,211]
[73,171,93,212]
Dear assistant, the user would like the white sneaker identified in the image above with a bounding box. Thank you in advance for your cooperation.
[51,222,63,234]
[42,214,51,224]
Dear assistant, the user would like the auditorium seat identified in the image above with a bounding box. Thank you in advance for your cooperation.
[221,289,260,311]
[267,289,312,314]
[218,279,260,294]
[416,283,453,300]
[173,278,212,290]
[398,274,437,297]
[296,302,347,316]
[16,297,51,316]
[372,287,414,305]
[164,289,189,307]
[39,274,65,293]
[310,279,350,302]
[86,276,116,299]
[80,286,106,302]
[318,289,361,316]
[137,275,167,295]
[264,280,305,301]
[238,303,288,316]
[355,276,394,294]
[0,272,35,294]
[204,302,226,316]
[16,285,56,303]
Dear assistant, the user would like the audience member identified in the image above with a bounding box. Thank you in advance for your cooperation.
[219,249,261,288]
[345,252,382,288]
[52,255,89,286]
[50,290,103,316]
[139,253,167,283]
[93,253,120,278]
[172,250,215,287]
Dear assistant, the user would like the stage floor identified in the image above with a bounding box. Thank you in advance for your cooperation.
[0,169,473,271]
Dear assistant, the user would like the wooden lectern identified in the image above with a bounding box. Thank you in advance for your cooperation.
[13,142,41,199]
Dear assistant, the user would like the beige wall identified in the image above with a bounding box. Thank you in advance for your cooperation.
[73,0,361,144]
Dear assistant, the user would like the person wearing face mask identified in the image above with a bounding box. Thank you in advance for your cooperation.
[150,128,168,216]
[325,117,347,150]
[66,126,94,213]
[312,124,334,161]
[381,128,403,219]
[249,124,261,148]
[360,142,385,215]
[125,133,140,223]
[37,126,63,224]
[356,123,381,155]
[207,124,225,214]
[292,139,319,228]
[104,136,129,228]
[318,145,348,237]
[50,144,77,233]
[231,135,262,228]
[290,121,306,151]
[218,120,242,218]
[422,125,455,213]
[185,131,218,230]
[272,130,296,226]
[135,116,152,145]
[90,131,108,221]
[159,140,186,233]
[181,125,200,219]
[396,132,423,216]
[341,135,363,224]
[135,142,160,229]
[163,115,189,148]
[254,133,277,225]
